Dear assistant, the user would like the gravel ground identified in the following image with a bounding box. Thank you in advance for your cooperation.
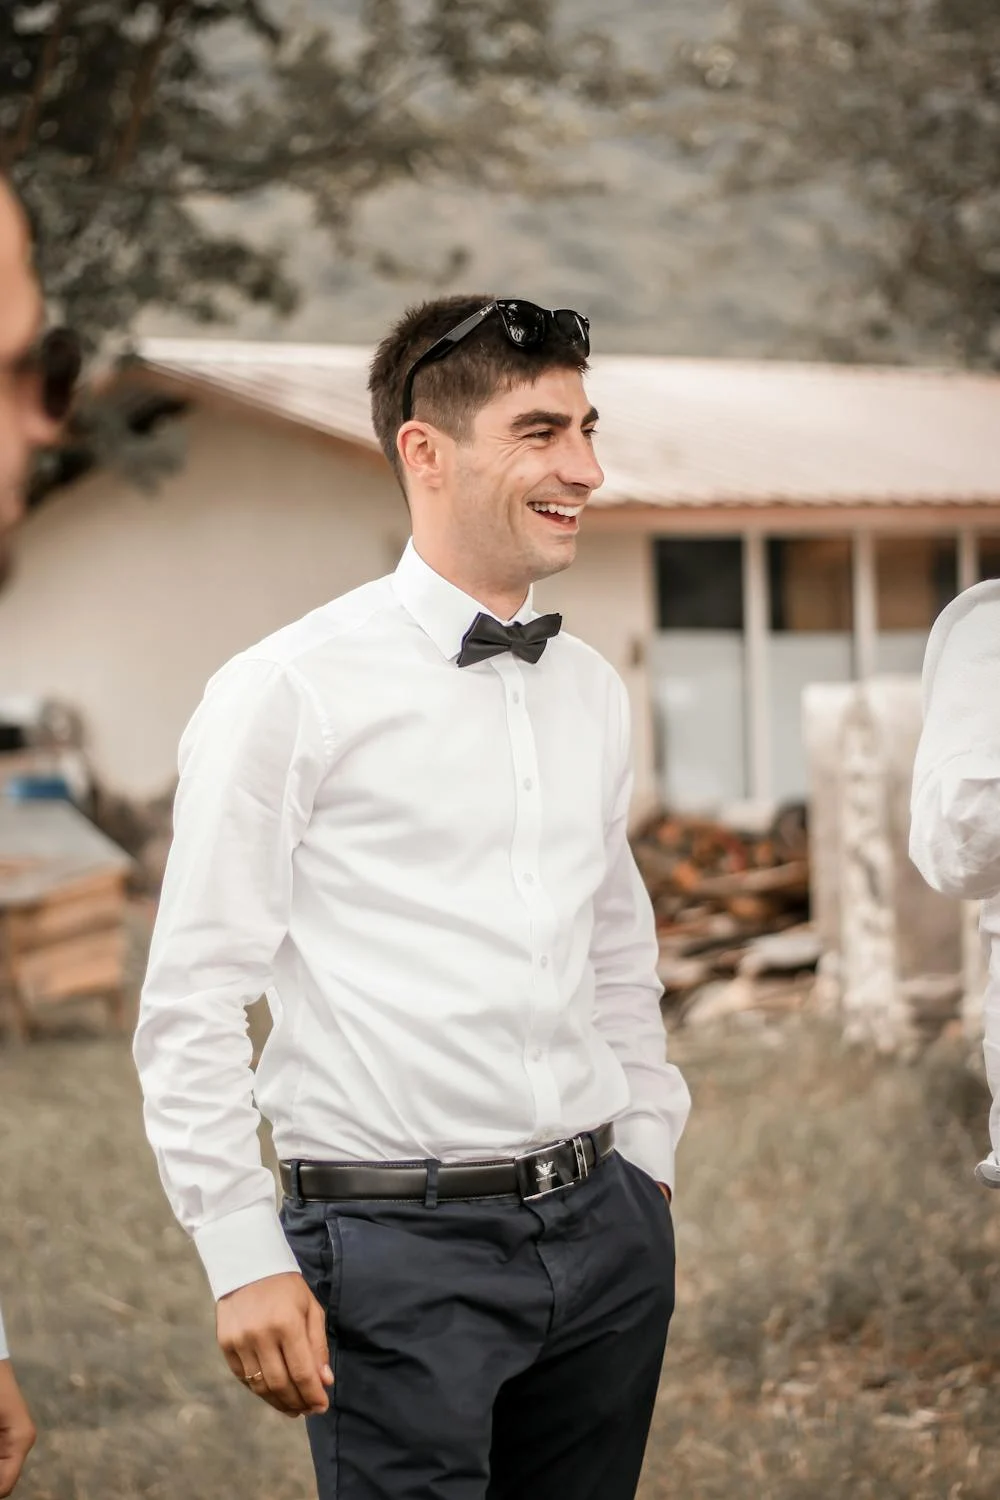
[3,914,1000,1498]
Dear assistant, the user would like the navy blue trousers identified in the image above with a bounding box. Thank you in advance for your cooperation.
[280,1150,675,1500]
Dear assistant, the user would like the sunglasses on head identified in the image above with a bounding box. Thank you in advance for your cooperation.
[401,299,591,424]
[12,326,83,422]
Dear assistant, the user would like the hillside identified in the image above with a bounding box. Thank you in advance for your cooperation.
[139,0,933,366]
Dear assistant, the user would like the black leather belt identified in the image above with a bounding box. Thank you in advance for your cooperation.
[279,1122,615,1204]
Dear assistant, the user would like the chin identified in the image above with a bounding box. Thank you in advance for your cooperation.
[528,542,577,582]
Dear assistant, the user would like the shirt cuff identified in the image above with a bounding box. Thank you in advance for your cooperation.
[194,1200,302,1300]
[613,1113,677,1198]
[0,1303,7,1362]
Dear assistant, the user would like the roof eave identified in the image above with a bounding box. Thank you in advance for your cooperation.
[123,360,388,466]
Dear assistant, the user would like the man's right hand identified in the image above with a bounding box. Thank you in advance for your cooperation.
[217,1272,334,1418]
[0,1360,36,1497]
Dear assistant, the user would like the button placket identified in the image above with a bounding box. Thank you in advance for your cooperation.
[491,654,562,1131]
[493,656,542,902]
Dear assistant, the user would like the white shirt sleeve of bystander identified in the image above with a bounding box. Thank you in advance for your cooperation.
[910,582,1000,1186]
[590,675,692,1196]
[910,581,1000,901]
[132,654,332,1299]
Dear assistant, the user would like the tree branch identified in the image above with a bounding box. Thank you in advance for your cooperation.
[106,0,190,180]
[0,0,76,170]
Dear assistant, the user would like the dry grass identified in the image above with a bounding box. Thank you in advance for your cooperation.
[3,916,1000,1498]
[640,1014,1000,1500]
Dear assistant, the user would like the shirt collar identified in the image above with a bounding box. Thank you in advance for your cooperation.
[392,539,535,662]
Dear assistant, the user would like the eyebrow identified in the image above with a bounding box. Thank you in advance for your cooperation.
[508,406,600,434]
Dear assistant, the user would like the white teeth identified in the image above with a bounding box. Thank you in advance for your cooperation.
[529,502,582,517]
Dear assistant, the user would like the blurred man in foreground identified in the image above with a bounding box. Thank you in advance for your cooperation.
[0,173,80,1497]
[910,579,1000,1188]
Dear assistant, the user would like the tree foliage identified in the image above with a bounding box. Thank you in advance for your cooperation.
[0,0,654,508]
[1,0,653,352]
[669,0,1000,365]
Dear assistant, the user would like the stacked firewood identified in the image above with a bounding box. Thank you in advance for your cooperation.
[630,804,819,1016]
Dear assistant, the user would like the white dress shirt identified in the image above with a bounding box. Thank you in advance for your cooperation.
[910,579,1000,1165]
[134,541,691,1299]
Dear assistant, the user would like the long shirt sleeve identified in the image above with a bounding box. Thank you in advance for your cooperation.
[133,655,332,1298]
[590,679,691,1191]
[910,579,1000,1177]
[910,580,1000,900]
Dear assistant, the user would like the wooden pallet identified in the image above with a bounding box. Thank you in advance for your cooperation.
[0,802,134,1038]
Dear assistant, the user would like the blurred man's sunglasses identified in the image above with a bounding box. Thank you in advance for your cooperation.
[401,299,591,423]
[11,327,83,422]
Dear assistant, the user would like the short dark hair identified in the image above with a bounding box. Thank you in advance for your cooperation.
[368,294,590,489]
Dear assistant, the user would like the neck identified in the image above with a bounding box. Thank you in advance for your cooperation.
[411,534,529,622]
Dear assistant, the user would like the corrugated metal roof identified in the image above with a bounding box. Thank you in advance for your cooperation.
[135,338,1000,509]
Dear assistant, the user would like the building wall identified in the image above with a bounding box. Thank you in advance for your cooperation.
[0,408,657,813]
[0,410,407,795]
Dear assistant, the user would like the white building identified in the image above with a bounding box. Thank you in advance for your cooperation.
[2,340,998,819]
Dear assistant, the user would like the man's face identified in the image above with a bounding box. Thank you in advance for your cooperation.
[0,180,59,533]
[444,366,604,597]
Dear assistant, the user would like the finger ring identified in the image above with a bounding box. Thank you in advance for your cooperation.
[242,1370,265,1384]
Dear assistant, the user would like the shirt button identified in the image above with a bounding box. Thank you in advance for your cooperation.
[529,1048,543,1063]
[540,956,549,969]
[523,777,533,791]
[512,691,521,705]
[524,872,535,885]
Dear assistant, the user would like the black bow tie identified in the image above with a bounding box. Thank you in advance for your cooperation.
[456,611,562,668]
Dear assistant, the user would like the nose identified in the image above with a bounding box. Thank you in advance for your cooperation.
[559,430,604,495]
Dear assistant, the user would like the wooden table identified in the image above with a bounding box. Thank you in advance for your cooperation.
[0,800,134,1038]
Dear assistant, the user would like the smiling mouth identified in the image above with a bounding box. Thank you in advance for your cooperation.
[527,501,583,531]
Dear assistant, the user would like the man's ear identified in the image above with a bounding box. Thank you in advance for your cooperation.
[397,421,447,489]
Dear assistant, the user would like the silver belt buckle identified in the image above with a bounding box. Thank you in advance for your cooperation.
[515,1134,589,1202]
